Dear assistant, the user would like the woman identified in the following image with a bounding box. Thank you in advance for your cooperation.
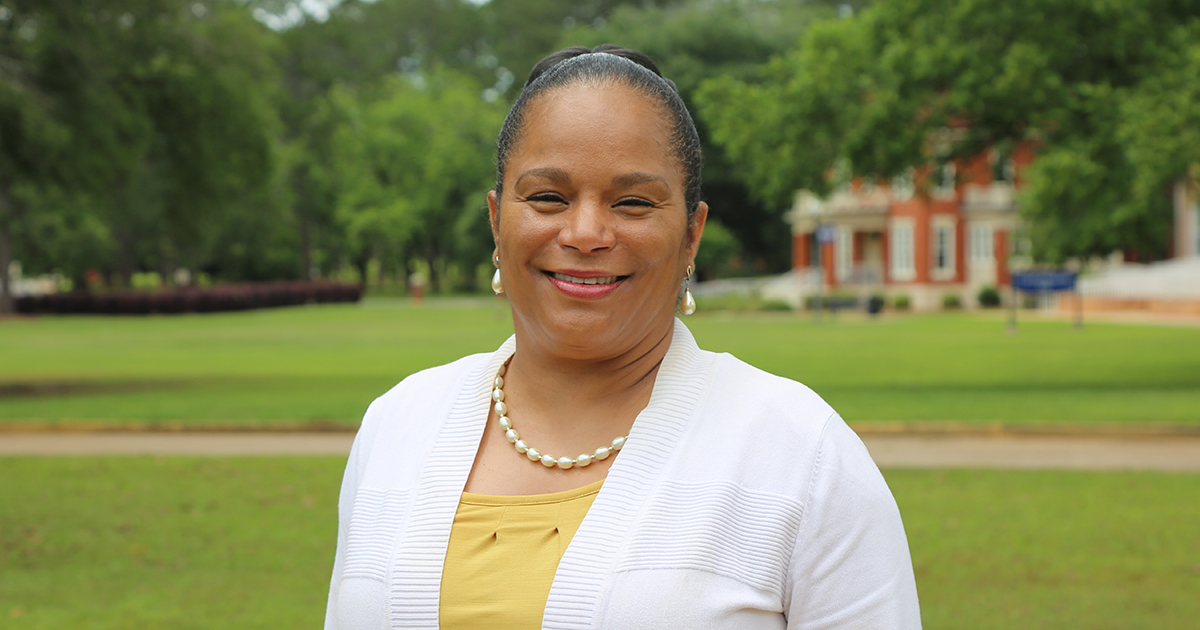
[326,45,920,629]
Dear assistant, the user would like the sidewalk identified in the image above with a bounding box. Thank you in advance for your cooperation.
[861,434,1200,471]
[2,431,1198,471]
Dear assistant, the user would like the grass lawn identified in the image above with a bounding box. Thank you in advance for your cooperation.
[890,468,1200,629]
[1,299,1198,427]
[1,458,1196,629]
[0,458,344,629]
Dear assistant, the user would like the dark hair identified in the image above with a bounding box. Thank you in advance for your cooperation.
[495,45,703,219]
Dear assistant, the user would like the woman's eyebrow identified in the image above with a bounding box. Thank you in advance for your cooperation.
[515,167,571,187]
[611,172,670,190]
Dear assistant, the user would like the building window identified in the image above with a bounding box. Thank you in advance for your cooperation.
[991,146,1016,183]
[970,224,994,267]
[934,161,957,198]
[836,227,853,281]
[932,218,956,279]
[890,220,914,281]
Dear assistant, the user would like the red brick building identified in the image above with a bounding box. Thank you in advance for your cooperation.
[786,143,1036,310]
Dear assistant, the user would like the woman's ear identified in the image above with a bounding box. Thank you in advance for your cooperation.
[686,201,709,261]
[487,190,501,245]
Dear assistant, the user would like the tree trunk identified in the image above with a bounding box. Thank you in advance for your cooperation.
[376,247,389,288]
[116,236,135,288]
[299,214,313,280]
[353,250,370,288]
[402,254,413,293]
[425,238,441,294]
[295,168,313,280]
[0,184,14,315]
[0,216,12,315]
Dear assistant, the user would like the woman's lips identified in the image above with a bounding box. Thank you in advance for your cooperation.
[546,271,626,299]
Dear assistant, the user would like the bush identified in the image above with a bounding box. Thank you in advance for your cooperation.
[942,293,963,310]
[13,281,364,316]
[978,285,1002,308]
[803,295,860,311]
[893,294,911,310]
[696,293,793,312]
[758,299,793,312]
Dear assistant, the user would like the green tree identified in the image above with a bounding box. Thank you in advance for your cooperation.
[0,0,64,310]
[0,0,280,311]
[330,69,504,292]
[272,0,498,282]
[565,0,846,272]
[697,0,1200,263]
[693,219,740,280]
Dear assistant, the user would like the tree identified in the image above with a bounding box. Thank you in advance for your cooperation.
[565,0,849,271]
[329,69,504,292]
[696,0,1200,263]
[0,0,281,311]
[0,0,78,311]
[274,0,504,282]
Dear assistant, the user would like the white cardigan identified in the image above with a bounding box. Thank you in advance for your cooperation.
[326,319,921,629]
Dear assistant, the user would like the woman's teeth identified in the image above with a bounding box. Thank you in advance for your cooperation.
[552,272,618,285]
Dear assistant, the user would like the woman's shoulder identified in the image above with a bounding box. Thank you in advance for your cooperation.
[354,351,492,441]
[704,350,836,426]
[672,350,870,489]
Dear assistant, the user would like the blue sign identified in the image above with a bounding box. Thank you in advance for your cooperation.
[1012,271,1077,292]
[816,225,836,244]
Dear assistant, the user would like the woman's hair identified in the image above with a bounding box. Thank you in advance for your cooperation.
[495,44,703,219]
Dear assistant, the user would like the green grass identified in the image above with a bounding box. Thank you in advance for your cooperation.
[688,312,1200,426]
[0,458,344,629]
[889,469,1200,630]
[1,459,1196,629]
[1,300,1198,426]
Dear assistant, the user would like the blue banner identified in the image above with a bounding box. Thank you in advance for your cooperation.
[816,224,836,244]
[1012,271,1077,292]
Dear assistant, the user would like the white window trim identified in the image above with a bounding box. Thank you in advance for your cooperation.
[1192,207,1200,257]
[891,168,915,202]
[989,148,1017,183]
[835,226,853,282]
[933,162,957,200]
[890,219,915,282]
[969,223,995,268]
[931,217,957,280]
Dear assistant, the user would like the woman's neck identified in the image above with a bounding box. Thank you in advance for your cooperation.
[503,319,675,435]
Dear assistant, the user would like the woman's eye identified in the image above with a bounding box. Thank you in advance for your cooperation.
[616,198,655,208]
[527,193,566,204]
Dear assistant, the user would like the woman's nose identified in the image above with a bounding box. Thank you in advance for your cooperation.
[558,199,616,252]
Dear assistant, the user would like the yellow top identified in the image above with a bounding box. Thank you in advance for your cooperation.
[439,480,604,630]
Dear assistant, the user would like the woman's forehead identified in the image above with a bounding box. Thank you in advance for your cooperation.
[508,83,679,181]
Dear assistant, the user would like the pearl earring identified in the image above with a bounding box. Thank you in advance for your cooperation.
[682,264,696,315]
[491,254,504,295]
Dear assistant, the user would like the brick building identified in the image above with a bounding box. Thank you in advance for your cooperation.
[786,143,1036,310]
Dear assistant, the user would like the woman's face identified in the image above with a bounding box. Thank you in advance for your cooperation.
[489,81,707,359]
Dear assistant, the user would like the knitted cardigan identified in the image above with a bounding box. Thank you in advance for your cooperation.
[325,319,921,629]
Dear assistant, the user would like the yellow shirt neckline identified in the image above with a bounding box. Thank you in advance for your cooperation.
[458,478,604,507]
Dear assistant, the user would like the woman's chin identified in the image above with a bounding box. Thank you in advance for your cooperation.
[514,300,675,359]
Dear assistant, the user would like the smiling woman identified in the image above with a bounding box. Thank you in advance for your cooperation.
[325,46,920,630]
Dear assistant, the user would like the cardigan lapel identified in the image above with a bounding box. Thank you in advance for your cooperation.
[542,319,712,630]
[388,336,516,629]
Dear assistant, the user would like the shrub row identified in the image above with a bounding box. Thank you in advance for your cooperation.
[803,295,862,310]
[14,281,363,315]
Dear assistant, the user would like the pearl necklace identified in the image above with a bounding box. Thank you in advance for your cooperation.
[491,361,627,470]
